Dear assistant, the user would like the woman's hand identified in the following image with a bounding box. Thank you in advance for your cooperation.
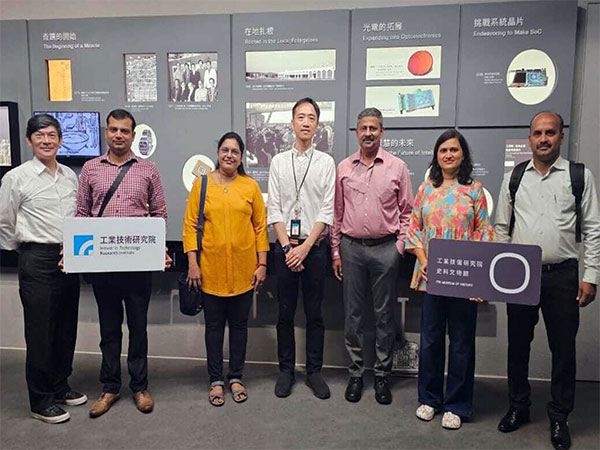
[187,263,201,290]
[252,265,267,291]
[469,297,485,303]
[416,260,428,286]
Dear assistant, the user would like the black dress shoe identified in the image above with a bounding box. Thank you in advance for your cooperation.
[498,407,530,432]
[550,420,571,450]
[274,372,295,398]
[344,377,363,403]
[306,373,330,399]
[374,376,392,405]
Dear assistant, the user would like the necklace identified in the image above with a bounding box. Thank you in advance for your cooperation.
[217,171,237,193]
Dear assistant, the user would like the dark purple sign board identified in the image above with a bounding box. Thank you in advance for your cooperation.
[426,239,541,305]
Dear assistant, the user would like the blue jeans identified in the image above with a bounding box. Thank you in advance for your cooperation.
[418,293,477,417]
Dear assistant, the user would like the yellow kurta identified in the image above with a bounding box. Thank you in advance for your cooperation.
[183,174,269,297]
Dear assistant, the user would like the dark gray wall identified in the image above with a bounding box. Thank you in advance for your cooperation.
[0,20,32,162]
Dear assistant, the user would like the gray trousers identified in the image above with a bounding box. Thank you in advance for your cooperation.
[341,235,401,377]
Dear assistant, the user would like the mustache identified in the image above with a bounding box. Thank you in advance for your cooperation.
[362,136,374,142]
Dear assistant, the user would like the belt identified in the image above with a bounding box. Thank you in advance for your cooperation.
[541,258,577,272]
[343,234,396,246]
[20,242,62,251]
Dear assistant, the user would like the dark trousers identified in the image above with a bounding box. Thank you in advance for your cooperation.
[274,242,327,374]
[91,272,152,394]
[203,290,253,384]
[18,245,80,410]
[418,293,478,418]
[506,261,579,422]
[340,236,400,377]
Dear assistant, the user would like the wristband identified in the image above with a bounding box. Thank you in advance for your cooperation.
[257,263,267,268]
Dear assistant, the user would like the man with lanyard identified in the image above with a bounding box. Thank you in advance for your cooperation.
[495,111,600,450]
[76,109,171,417]
[331,107,413,404]
[0,114,86,423]
[267,97,336,399]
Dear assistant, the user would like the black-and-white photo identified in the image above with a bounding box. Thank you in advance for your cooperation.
[246,49,336,82]
[0,106,11,167]
[124,54,158,102]
[245,101,335,168]
[167,52,219,103]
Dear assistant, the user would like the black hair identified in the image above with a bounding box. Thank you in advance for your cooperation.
[292,97,320,120]
[529,111,564,133]
[428,129,473,188]
[26,114,62,139]
[106,109,136,131]
[216,131,246,176]
[356,107,384,128]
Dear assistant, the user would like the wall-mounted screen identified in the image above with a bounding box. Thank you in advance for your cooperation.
[33,111,101,161]
[0,101,22,179]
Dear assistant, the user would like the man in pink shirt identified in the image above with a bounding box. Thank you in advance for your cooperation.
[331,107,412,405]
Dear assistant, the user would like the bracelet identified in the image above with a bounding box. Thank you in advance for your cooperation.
[257,263,267,268]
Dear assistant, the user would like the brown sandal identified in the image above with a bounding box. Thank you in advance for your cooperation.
[229,380,248,404]
[208,385,225,407]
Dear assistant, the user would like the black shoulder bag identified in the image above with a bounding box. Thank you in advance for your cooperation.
[178,175,208,316]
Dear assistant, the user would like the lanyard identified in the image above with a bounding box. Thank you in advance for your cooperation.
[291,149,314,202]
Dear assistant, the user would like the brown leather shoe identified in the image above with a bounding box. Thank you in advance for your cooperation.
[133,390,154,413]
[89,393,120,418]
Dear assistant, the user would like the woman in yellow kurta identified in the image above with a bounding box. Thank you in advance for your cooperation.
[183,131,269,406]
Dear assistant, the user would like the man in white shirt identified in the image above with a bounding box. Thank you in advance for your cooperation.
[267,98,336,399]
[0,114,86,424]
[495,111,600,450]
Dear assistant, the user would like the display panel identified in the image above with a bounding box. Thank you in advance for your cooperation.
[456,1,577,126]
[232,10,350,190]
[349,5,460,128]
[34,111,101,160]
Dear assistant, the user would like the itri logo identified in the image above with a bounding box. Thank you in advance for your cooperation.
[74,235,94,256]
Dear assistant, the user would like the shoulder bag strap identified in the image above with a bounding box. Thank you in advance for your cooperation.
[569,161,585,243]
[97,159,135,218]
[195,175,208,264]
[508,160,529,238]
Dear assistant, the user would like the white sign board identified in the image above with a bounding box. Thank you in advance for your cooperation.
[63,217,166,273]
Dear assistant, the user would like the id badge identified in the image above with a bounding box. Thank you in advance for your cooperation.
[290,219,301,239]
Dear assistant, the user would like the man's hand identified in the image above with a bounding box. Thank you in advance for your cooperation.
[332,258,343,281]
[164,248,173,271]
[58,249,65,273]
[285,243,310,270]
[577,282,597,307]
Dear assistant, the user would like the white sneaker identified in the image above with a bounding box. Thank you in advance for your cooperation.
[441,411,461,430]
[416,404,436,421]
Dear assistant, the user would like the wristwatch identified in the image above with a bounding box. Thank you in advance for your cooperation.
[282,244,292,254]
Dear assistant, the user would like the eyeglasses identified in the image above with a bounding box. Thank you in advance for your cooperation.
[218,147,241,157]
[31,131,60,141]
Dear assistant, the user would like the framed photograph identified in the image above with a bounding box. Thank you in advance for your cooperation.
[245,101,335,169]
[124,53,158,103]
[245,49,336,82]
[0,101,21,179]
[167,52,218,103]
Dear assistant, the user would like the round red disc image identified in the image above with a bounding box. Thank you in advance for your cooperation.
[407,50,434,76]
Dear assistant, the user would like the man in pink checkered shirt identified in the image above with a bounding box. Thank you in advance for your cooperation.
[76,109,170,418]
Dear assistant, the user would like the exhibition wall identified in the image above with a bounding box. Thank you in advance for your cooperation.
[0,0,598,381]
